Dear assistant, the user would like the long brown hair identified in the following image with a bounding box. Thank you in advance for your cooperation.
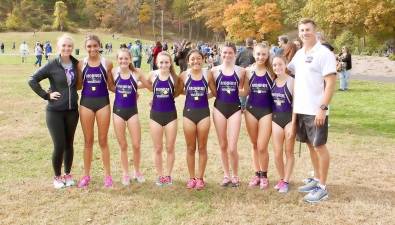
[284,42,297,63]
[116,48,137,72]
[254,43,275,79]
[157,51,178,83]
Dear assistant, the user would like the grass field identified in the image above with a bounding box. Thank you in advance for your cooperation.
[0,32,394,225]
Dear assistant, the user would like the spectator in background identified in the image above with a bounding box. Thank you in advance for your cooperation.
[152,41,162,70]
[44,41,53,60]
[236,37,255,111]
[1,42,4,54]
[293,39,302,50]
[19,41,29,63]
[131,40,143,68]
[12,42,16,50]
[174,40,191,72]
[337,46,352,91]
[284,42,298,64]
[34,42,44,67]
[162,42,168,51]
[277,35,289,56]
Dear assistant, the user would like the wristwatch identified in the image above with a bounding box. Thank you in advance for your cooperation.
[320,104,329,110]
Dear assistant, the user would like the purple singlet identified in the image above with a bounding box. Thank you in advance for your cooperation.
[215,70,240,103]
[81,61,108,98]
[184,74,209,109]
[151,75,176,112]
[247,71,273,108]
[114,72,138,108]
[271,79,293,113]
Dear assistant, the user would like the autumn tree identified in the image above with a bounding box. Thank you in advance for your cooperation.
[223,0,282,42]
[139,1,152,35]
[53,1,69,31]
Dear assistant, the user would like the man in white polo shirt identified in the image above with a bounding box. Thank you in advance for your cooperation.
[287,18,336,203]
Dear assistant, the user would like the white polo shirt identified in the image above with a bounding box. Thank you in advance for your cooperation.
[287,42,336,116]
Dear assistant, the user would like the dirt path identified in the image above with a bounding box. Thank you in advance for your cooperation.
[350,55,395,83]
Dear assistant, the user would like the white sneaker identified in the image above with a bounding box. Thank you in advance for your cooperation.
[53,176,65,189]
[122,175,131,186]
[133,171,145,183]
[64,174,75,187]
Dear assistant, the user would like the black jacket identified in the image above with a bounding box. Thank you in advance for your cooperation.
[28,55,79,111]
[236,47,255,68]
[339,53,352,70]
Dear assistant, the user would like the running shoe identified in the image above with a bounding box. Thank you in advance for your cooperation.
[155,176,166,186]
[122,175,131,186]
[220,176,232,187]
[304,186,329,203]
[259,177,269,190]
[274,180,284,190]
[278,182,289,193]
[231,176,240,187]
[53,176,65,189]
[186,178,196,189]
[104,176,113,188]
[195,178,205,190]
[64,174,75,187]
[248,176,260,187]
[133,171,145,183]
[298,179,318,193]
[302,177,315,185]
[164,176,173,185]
[77,175,91,188]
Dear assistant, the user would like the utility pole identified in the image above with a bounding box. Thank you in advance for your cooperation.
[161,10,164,43]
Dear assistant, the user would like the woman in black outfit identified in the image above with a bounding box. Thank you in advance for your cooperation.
[28,34,79,189]
[338,46,352,91]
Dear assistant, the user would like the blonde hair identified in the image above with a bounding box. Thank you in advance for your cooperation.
[156,51,178,83]
[253,43,275,79]
[57,34,74,48]
[116,48,136,72]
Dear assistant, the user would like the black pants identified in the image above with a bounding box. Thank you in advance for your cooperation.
[46,110,79,176]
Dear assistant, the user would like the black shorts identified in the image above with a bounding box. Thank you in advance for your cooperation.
[214,99,241,119]
[183,107,210,125]
[246,104,272,121]
[80,96,110,112]
[296,114,328,147]
[272,112,292,128]
[150,110,177,126]
[113,106,138,121]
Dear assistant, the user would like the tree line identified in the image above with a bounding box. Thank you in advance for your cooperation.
[1,0,394,52]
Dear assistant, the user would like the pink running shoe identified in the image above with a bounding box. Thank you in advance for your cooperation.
[259,177,269,190]
[77,175,91,188]
[248,176,260,187]
[231,176,240,187]
[104,176,113,188]
[164,176,173,185]
[186,178,196,189]
[220,176,232,187]
[274,180,284,190]
[122,175,131,186]
[195,178,205,190]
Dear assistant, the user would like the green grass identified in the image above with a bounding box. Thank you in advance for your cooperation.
[0,32,394,225]
[330,81,395,138]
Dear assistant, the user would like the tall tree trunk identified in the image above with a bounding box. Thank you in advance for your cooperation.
[152,0,156,40]
[188,20,192,40]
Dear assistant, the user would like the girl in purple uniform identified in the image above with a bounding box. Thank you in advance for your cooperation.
[111,48,151,186]
[148,51,179,186]
[77,35,115,188]
[271,56,295,193]
[176,50,211,190]
[207,42,246,187]
[240,44,275,190]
